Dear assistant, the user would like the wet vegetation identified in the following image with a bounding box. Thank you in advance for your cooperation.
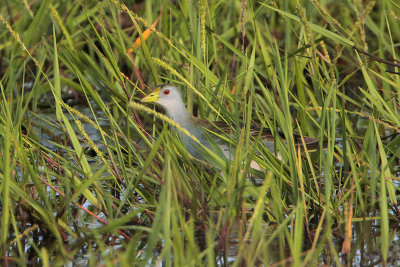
[1,0,400,265]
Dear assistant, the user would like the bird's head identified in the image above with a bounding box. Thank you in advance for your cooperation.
[141,84,184,111]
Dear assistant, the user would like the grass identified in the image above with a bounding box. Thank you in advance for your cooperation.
[1,0,400,265]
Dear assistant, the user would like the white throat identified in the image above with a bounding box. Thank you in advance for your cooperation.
[158,97,191,126]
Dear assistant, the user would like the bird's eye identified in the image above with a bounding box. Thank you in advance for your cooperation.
[163,89,170,95]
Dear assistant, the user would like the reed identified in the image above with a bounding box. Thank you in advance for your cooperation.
[0,0,399,265]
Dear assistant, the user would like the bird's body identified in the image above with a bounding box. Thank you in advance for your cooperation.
[141,84,322,163]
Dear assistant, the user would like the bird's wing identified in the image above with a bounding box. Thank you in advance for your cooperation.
[196,119,325,152]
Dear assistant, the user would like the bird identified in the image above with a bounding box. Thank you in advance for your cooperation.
[141,84,324,167]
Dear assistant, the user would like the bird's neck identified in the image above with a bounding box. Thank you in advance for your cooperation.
[164,100,192,127]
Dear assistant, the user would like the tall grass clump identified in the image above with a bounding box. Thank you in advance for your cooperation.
[0,0,399,265]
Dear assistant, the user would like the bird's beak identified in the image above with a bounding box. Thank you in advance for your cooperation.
[141,87,161,103]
